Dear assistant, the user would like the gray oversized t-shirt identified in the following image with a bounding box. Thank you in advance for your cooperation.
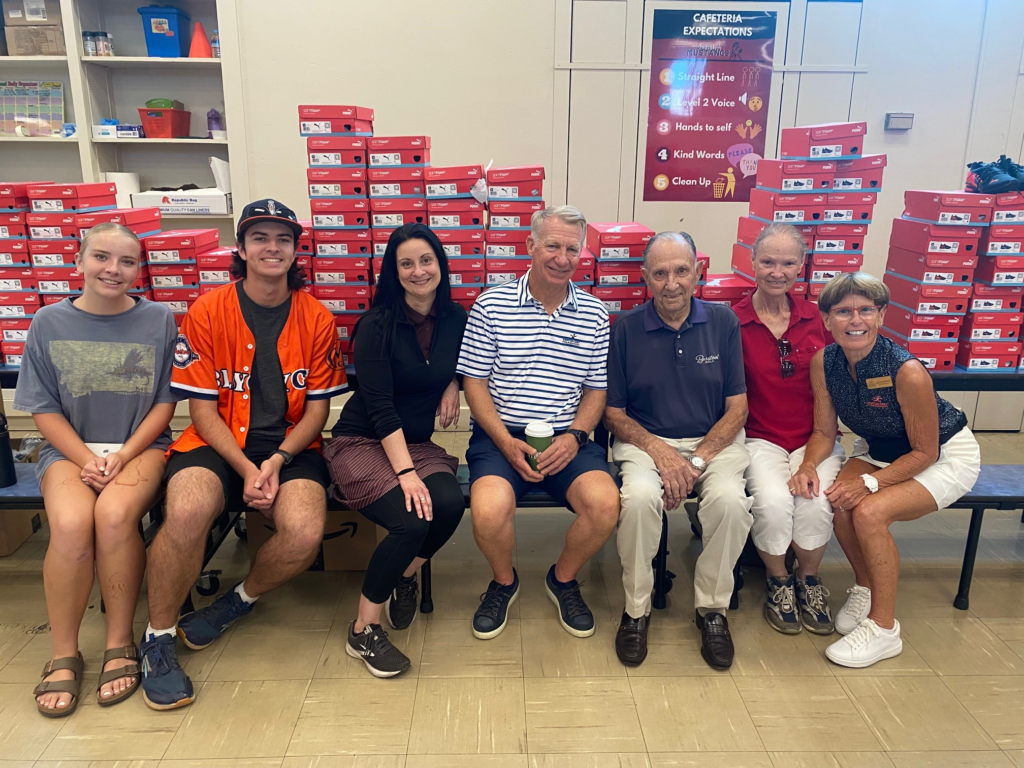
[14,297,179,482]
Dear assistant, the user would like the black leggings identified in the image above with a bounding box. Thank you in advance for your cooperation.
[359,471,465,603]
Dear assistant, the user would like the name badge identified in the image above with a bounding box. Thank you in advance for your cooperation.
[866,376,894,390]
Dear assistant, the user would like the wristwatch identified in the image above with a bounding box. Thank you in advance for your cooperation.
[566,429,589,447]
[687,455,707,473]
[861,473,879,493]
[273,449,294,465]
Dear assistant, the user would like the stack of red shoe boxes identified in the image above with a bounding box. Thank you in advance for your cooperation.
[485,166,545,292]
[299,105,376,357]
[143,230,220,325]
[197,246,237,301]
[425,164,484,311]
[587,223,654,320]
[0,182,44,366]
[733,121,882,304]
[883,191,992,371]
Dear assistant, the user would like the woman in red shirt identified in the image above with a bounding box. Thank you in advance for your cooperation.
[732,223,845,637]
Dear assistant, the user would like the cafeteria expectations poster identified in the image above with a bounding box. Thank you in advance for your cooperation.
[644,9,777,203]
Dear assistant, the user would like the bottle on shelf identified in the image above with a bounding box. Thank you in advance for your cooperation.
[82,31,97,57]
[211,30,221,58]
[98,32,112,56]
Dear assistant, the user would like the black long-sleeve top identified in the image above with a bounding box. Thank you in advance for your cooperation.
[330,302,467,445]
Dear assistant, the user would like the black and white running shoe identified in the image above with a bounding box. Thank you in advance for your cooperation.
[384,575,419,630]
[346,621,411,678]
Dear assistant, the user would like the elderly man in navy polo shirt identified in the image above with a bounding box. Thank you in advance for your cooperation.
[605,231,751,670]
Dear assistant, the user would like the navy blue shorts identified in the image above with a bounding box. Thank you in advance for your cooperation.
[466,425,611,507]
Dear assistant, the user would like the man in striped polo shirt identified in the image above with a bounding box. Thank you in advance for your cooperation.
[457,205,619,641]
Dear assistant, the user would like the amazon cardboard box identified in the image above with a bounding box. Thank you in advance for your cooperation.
[0,508,46,557]
[246,508,384,571]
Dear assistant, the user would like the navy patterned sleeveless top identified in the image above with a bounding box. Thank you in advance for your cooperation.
[823,334,965,462]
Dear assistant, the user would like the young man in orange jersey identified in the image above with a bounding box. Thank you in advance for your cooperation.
[140,200,347,711]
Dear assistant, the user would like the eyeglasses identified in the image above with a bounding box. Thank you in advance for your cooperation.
[831,306,880,320]
[779,338,794,379]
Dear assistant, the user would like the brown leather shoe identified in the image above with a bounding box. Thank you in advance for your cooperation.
[695,610,734,670]
[615,611,650,666]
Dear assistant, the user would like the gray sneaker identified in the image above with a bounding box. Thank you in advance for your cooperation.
[765,574,801,634]
[797,575,835,635]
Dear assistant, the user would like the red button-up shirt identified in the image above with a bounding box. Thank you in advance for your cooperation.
[733,293,829,453]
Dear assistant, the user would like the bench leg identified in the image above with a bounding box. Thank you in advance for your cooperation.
[730,561,742,611]
[653,512,669,610]
[954,507,985,611]
[420,558,434,614]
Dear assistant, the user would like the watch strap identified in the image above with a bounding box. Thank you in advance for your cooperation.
[566,428,588,447]
[273,449,294,465]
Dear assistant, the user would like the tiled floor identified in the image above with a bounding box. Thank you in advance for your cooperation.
[2,430,1024,767]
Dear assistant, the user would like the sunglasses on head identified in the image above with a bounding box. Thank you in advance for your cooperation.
[779,338,794,379]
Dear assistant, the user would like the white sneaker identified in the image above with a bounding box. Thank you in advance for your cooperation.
[825,618,902,668]
[835,585,871,635]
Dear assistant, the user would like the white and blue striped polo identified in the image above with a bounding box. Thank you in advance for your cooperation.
[457,271,610,430]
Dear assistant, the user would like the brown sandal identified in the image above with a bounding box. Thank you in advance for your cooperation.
[34,653,84,718]
[96,645,141,707]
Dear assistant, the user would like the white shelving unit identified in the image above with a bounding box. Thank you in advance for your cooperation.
[1,0,243,242]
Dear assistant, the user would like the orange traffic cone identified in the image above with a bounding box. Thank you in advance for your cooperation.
[189,21,213,58]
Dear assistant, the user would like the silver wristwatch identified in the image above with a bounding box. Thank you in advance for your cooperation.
[687,455,707,473]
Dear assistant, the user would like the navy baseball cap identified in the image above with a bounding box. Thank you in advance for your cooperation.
[236,198,303,242]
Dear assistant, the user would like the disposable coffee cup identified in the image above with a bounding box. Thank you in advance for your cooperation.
[524,422,554,471]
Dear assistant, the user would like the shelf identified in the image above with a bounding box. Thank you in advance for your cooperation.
[0,55,68,63]
[91,138,229,145]
[81,56,221,69]
[0,135,78,143]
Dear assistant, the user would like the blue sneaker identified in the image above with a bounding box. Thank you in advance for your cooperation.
[545,564,595,638]
[140,632,194,711]
[178,584,255,650]
[472,569,519,640]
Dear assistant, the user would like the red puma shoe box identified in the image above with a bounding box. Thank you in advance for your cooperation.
[368,168,425,198]
[885,272,971,315]
[822,192,875,224]
[436,229,485,257]
[0,181,50,211]
[992,191,1024,225]
[0,213,26,240]
[586,222,654,260]
[198,269,233,284]
[595,258,644,285]
[731,243,755,274]
[307,168,368,199]
[756,159,835,193]
[885,248,975,284]
[152,286,200,303]
[333,314,361,339]
[448,258,485,286]
[312,257,371,284]
[0,268,36,292]
[27,182,117,212]
[424,165,482,198]
[368,198,426,228]
[486,229,531,257]
[960,313,1021,341]
[814,223,867,253]
[0,318,32,342]
[428,200,485,229]
[880,328,958,370]
[486,258,532,285]
[38,275,84,293]
[702,274,755,301]
[890,217,983,257]
[313,229,372,256]
[75,207,161,238]
[144,229,218,255]
[28,239,75,266]
[975,255,1024,286]
[971,284,1023,312]
[982,225,1024,256]
[451,286,482,304]
[488,201,544,230]
[150,263,199,286]
[306,136,368,167]
[965,309,1023,325]
[593,284,647,313]
[810,252,863,268]
[309,198,370,230]
[737,216,815,249]
[748,188,827,224]
[957,339,1021,370]
[26,212,78,239]
[2,340,25,363]
[197,247,236,270]
[157,299,195,314]
[298,105,374,121]
[903,191,994,226]
[572,261,594,284]
[486,166,545,200]
[298,105,374,137]
[884,308,963,340]
[307,167,367,184]
[366,136,431,167]
[809,265,860,282]
[833,154,887,191]
[0,289,40,307]
[313,285,372,312]
[0,239,31,266]
[780,122,867,160]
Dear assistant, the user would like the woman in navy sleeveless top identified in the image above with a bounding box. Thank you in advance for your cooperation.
[793,273,980,670]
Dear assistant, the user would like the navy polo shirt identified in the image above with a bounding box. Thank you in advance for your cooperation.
[607,299,746,439]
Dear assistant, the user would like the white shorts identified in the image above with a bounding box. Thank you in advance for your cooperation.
[851,427,981,510]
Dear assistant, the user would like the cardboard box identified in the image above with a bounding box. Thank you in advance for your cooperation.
[367,136,431,168]
[451,286,482,303]
[890,217,982,256]
[75,207,162,238]
[131,190,232,216]
[0,213,26,240]
[369,198,426,228]
[903,191,994,226]
[810,252,863,268]
[880,328,958,370]
[748,188,827,224]
[833,154,887,191]
[970,285,1023,312]
[780,121,867,160]
[196,247,236,270]
[447,259,485,285]
[885,272,971,315]
[367,168,425,198]
[975,255,1024,286]
[313,229,372,256]
[298,106,374,137]
[595,258,644,285]
[813,226,865,254]
[823,192,875,223]
[486,165,545,200]
[247,508,385,571]
[884,249,975,285]
[2,0,61,25]
[884,308,963,340]
[28,238,74,266]
[701,274,756,301]
[299,105,374,121]
[485,257,531,286]
[423,169,481,199]
[756,159,835,193]
[4,24,65,55]
[0,508,46,557]
[960,314,1021,341]
[436,229,485,256]
[26,212,77,239]
[306,136,368,167]
[991,191,1024,224]
[586,222,654,260]
[983,225,1024,256]
[736,216,814,249]
[428,200,485,229]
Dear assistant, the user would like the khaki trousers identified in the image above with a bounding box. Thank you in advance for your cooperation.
[613,434,753,618]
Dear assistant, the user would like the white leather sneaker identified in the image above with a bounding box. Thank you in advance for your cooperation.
[835,585,871,635]
[825,618,902,668]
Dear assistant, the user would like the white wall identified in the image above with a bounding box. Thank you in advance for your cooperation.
[224,0,1024,278]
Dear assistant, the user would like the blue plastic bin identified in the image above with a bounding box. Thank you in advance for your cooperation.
[137,5,191,58]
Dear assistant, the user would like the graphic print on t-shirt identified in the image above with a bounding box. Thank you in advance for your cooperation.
[48,340,157,397]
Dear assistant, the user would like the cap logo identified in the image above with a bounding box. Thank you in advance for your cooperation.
[268,200,277,216]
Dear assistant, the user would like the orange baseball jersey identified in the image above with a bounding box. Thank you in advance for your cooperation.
[169,283,347,454]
